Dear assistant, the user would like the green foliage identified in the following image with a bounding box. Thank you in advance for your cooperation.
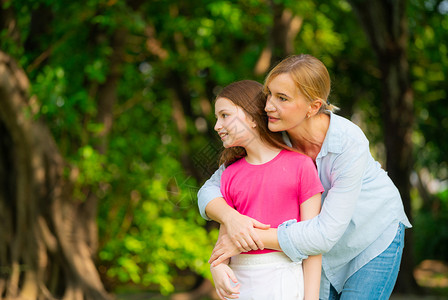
[96,101,219,293]
[409,0,448,179]
[413,189,448,263]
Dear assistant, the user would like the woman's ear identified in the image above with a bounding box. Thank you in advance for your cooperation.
[310,99,323,115]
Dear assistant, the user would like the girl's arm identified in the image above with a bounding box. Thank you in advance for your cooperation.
[198,166,270,252]
[210,226,240,300]
[300,194,322,299]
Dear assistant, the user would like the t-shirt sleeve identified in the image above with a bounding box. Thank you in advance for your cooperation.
[297,156,324,205]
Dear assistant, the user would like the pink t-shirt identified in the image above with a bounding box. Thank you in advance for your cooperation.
[221,149,324,254]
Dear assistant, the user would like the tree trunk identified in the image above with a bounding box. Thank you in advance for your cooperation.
[348,0,418,293]
[254,1,302,75]
[0,51,112,300]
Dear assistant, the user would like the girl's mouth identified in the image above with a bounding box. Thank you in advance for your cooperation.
[219,132,228,140]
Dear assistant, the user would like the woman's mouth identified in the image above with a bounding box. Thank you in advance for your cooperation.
[268,116,280,123]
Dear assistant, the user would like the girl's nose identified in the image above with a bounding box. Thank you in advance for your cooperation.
[214,120,222,132]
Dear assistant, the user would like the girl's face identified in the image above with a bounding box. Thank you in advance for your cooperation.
[214,97,257,148]
[264,73,311,132]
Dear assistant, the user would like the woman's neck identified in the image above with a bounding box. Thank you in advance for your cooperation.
[243,139,282,165]
[287,113,330,161]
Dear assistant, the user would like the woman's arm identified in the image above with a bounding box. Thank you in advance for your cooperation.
[197,165,226,220]
[198,166,270,251]
[210,226,280,266]
[300,193,322,299]
[207,197,270,252]
[210,193,323,266]
[278,143,370,261]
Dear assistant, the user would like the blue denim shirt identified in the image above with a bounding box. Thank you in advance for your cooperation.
[197,112,411,298]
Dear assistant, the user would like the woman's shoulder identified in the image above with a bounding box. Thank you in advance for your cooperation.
[330,113,369,147]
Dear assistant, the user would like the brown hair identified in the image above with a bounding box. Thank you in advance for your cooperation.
[264,54,338,113]
[216,80,295,167]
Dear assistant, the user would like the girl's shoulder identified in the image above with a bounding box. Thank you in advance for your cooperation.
[222,157,246,174]
[279,149,313,164]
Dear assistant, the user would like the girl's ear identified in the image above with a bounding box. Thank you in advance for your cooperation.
[248,117,257,128]
[243,112,257,128]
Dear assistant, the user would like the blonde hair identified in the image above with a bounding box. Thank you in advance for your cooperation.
[264,54,338,113]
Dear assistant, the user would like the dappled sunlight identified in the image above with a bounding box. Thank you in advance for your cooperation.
[414,260,448,289]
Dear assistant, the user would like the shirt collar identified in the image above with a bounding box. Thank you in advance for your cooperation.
[318,111,343,158]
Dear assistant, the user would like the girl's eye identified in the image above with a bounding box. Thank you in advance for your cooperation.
[222,114,228,118]
[279,96,287,102]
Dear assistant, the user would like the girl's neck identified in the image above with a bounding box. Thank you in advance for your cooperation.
[243,139,282,165]
[288,113,330,161]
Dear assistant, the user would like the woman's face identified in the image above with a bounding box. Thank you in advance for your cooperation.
[264,73,311,132]
[214,97,256,148]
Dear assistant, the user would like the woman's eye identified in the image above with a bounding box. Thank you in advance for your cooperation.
[222,114,228,118]
[279,97,287,102]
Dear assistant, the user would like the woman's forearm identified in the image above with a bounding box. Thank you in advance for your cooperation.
[205,197,239,224]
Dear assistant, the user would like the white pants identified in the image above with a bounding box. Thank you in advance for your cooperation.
[228,252,304,300]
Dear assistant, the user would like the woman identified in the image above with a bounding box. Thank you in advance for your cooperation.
[198,54,411,299]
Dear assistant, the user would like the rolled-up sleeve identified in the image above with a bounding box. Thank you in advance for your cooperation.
[278,142,370,261]
[197,164,225,220]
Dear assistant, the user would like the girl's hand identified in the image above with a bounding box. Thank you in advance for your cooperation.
[210,264,240,300]
[222,210,270,252]
[209,233,243,267]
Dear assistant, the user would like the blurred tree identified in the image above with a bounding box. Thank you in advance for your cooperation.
[348,0,417,292]
[0,50,112,299]
[408,0,448,269]
[254,0,302,75]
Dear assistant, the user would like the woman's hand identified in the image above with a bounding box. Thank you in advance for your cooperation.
[209,232,244,267]
[221,210,270,252]
[210,263,240,300]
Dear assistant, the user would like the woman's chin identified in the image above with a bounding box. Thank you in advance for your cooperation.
[268,123,283,132]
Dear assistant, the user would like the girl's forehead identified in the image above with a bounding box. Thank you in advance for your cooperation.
[215,97,238,111]
[215,97,234,106]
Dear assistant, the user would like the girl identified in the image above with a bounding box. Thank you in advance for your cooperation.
[209,80,323,300]
[200,55,412,299]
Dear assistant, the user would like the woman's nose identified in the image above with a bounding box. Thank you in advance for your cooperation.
[265,98,276,112]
